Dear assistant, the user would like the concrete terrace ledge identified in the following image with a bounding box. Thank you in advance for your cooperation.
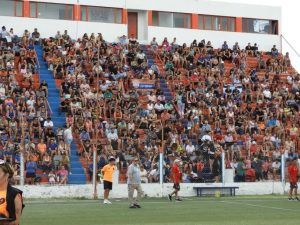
[18,182,289,199]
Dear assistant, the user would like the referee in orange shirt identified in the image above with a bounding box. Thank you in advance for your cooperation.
[101,156,117,204]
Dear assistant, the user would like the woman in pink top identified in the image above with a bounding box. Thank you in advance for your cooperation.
[57,166,69,185]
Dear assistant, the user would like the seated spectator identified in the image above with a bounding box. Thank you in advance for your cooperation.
[271,44,278,58]
[56,165,69,185]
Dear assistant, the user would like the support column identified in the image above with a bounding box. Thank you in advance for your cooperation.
[191,14,198,29]
[122,9,127,24]
[74,4,80,21]
[23,0,30,17]
[235,17,242,32]
[148,10,152,26]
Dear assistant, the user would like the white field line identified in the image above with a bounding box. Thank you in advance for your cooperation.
[221,200,300,213]
[25,198,291,205]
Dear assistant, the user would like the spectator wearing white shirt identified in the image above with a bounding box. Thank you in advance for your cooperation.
[154,101,165,114]
[136,50,145,65]
[64,125,73,152]
[185,140,195,155]
[272,159,281,181]
[107,129,119,150]
[263,88,272,100]
[44,117,54,131]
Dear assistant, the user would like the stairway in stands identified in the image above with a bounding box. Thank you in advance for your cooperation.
[35,45,86,184]
[140,45,173,102]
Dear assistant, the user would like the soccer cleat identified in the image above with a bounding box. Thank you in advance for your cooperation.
[168,194,172,201]
[104,199,112,204]
[175,198,183,202]
[134,204,141,208]
[129,205,137,208]
[295,197,300,201]
[288,198,294,201]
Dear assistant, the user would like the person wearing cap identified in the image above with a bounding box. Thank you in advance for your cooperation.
[168,159,182,201]
[101,156,117,204]
[0,160,24,224]
[288,158,299,201]
[127,157,143,208]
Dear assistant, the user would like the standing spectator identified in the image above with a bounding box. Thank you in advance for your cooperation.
[64,125,73,152]
[272,159,281,181]
[31,28,40,44]
[127,157,143,208]
[101,156,117,204]
[252,157,263,181]
[235,158,245,182]
[168,159,182,201]
[26,156,37,184]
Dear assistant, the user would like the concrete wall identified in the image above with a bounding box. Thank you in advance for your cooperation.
[0,16,126,41]
[20,182,289,199]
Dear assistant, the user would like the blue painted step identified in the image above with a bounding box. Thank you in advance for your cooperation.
[35,44,86,184]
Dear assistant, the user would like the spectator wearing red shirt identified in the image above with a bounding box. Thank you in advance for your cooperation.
[288,158,299,201]
[168,159,182,201]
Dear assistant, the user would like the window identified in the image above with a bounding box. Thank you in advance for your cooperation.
[213,17,220,30]
[204,16,212,30]
[15,0,23,17]
[173,13,191,29]
[230,18,235,32]
[199,15,235,31]
[80,6,122,24]
[198,15,204,29]
[152,11,159,26]
[152,11,173,28]
[81,6,88,21]
[242,18,278,34]
[221,17,228,31]
[30,2,73,20]
[30,2,37,18]
[0,0,23,17]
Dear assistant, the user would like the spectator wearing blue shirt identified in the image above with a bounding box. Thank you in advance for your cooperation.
[80,129,90,142]
[26,156,37,184]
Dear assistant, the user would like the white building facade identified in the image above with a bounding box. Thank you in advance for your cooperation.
[0,0,281,51]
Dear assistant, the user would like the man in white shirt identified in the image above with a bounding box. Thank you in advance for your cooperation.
[154,101,165,113]
[272,159,281,181]
[263,88,272,100]
[64,125,73,151]
[185,141,195,155]
[44,117,54,130]
[107,129,118,141]
[0,26,8,41]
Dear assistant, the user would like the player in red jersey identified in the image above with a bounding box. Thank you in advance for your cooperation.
[168,159,182,201]
[288,158,299,201]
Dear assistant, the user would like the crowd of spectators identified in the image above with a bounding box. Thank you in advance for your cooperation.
[3,22,299,185]
[0,25,70,185]
[42,29,300,184]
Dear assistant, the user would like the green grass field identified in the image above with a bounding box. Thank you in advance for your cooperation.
[21,196,299,225]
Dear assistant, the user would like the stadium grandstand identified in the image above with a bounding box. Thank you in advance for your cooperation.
[0,0,299,194]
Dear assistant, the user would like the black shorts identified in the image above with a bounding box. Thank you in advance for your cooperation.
[26,173,36,178]
[290,182,298,189]
[104,180,113,190]
[173,183,180,191]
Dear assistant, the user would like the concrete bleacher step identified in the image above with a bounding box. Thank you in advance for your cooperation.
[70,168,85,174]
[68,174,87,184]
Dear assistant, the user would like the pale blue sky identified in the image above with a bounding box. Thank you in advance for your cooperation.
[215,0,299,72]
